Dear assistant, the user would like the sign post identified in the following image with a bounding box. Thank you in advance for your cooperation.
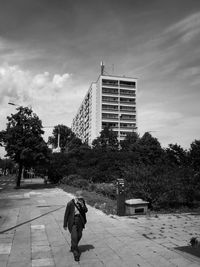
[116,178,125,216]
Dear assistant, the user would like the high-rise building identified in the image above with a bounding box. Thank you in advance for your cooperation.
[71,64,137,145]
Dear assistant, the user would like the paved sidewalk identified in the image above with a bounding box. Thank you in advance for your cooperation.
[0,180,200,267]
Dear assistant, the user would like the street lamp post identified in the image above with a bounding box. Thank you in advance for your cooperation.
[8,102,25,183]
[8,102,20,107]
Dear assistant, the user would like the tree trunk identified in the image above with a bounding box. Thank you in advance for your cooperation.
[16,162,23,188]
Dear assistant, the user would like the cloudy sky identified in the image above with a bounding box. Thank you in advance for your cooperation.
[0,0,200,157]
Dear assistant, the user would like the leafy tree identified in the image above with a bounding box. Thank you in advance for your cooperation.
[48,124,82,152]
[0,158,15,175]
[0,106,51,187]
[92,126,119,151]
[137,132,164,164]
[120,131,139,151]
[189,140,200,173]
[165,143,189,167]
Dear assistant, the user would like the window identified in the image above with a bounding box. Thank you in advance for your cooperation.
[120,98,136,104]
[102,87,118,94]
[102,104,118,110]
[102,122,118,128]
[120,80,136,88]
[120,123,136,128]
[102,96,118,103]
[102,79,118,87]
[120,106,136,111]
[120,115,136,120]
[102,113,118,119]
[120,89,136,96]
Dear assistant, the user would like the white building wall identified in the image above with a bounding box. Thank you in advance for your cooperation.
[72,73,137,146]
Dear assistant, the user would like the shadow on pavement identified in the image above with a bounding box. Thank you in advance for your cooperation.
[175,246,200,258]
[79,244,95,253]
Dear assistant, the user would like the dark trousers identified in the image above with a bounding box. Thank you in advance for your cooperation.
[71,215,83,254]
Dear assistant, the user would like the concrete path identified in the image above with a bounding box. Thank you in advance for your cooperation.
[0,180,200,267]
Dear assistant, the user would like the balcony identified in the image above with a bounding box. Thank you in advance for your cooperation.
[120,109,136,113]
[102,122,119,128]
[120,123,136,129]
[120,81,136,88]
[102,96,118,103]
[120,98,136,105]
[120,106,136,112]
[120,90,136,96]
[102,79,118,87]
[102,113,119,121]
[120,116,136,121]
[102,104,118,111]
[120,131,133,137]
[102,87,118,95]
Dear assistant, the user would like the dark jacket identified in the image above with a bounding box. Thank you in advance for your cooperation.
[63,198,88,233]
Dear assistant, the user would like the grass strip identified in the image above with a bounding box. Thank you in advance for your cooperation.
[59,184,117,215]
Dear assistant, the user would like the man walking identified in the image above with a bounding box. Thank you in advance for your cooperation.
[63,191,88,261]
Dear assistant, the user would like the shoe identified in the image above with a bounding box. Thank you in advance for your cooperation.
[73,250,80,261]
[74,255,80,262]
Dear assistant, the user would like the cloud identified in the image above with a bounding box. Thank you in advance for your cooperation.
[0,64,87,135]
[0,64,73,103]
[164,12,200,43]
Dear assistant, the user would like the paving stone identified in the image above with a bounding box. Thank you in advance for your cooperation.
[32,240,50,246]
[31,225,45,230]
[31,258,55,267]
[32,250,53,260]
[79,258,104,267]
[7,261,31,267]
[170,257,199,267]
[50,245,74,267]
[0,254,9,267]
[32,246,51,253]
[8,247,31,263]
[0,243,12,254]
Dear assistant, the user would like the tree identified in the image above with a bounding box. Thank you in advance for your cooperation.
[165,143,189,167]
[0,158,15,175]
[0,106,51,187]
[120,131,139,151]
[92,126,119,151]
[137,132,164,164]
[189,140,200,173]
[48,124,82,153]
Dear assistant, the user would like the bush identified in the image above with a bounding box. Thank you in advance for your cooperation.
[61,174,83,185]
[88,183,96,191]
[48,169,63,184]
[72,178,89,189]
[93,183,116,199]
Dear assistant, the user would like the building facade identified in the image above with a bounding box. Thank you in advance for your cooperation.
[71,73,137,145]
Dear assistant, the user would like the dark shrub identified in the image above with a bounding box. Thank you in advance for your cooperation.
[72,178,89,189]
[61,174,82,185]
[94,183,116,199]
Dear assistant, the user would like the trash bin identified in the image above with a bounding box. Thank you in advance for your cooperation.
[125,199,149,215]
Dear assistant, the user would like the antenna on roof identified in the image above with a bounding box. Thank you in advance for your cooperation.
[100,61,104,75]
